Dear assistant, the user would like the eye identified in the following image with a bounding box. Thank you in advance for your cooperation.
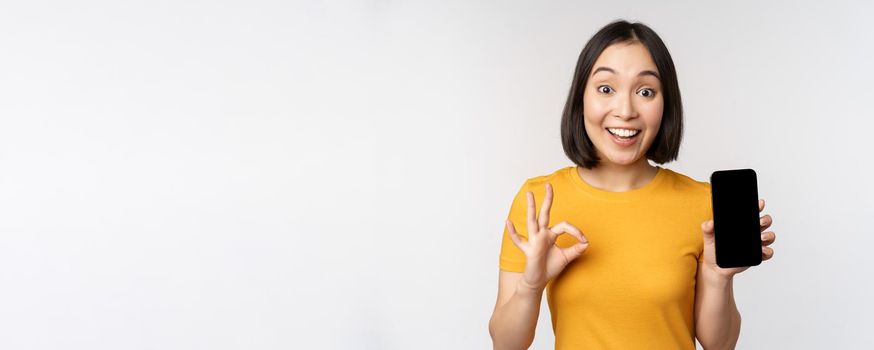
[638,88,656,98]
[597,85,614,94]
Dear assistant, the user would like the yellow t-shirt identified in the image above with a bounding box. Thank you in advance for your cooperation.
[499,165,713,349]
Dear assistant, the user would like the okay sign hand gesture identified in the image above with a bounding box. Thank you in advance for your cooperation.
[506,183,590,292]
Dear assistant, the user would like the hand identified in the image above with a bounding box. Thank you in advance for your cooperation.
[700,198,776,279]
[506,183,590,292]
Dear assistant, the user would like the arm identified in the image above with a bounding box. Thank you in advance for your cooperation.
[694,268,741,350]
[490,183,590,349]
[695,199,777,350]
[488,271,543,350]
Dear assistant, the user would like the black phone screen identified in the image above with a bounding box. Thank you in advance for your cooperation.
[710,169,762,268]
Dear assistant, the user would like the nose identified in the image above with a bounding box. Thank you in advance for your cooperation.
[613,92,638,120]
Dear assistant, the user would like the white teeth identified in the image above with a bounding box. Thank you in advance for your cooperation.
[607,128,640,137]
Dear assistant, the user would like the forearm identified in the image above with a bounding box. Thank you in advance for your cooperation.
[488,281,543,350]
[695,271,742,350]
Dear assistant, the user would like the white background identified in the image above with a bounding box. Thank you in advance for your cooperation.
[1,0,872,349]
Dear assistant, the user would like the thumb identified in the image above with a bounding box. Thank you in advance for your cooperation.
[561,242,589,262]
[701,220,715,243]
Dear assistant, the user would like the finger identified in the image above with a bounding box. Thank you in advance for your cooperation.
[526,191,537,236]
[761,231,776,246]
[538,183,554,230]
[762,246,774,260]
[560,242,589,262]
[760,214,772,232]
[549,221,588,245]
[758,199,765,212]
[506,220,527,250]
[701,220,714,234]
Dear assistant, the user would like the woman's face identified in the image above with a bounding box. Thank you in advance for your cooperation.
[583,41,664,166]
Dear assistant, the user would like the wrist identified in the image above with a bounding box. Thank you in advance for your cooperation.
[701,267,735,288]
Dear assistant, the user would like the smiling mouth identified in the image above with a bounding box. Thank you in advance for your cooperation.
[606,127,641,139]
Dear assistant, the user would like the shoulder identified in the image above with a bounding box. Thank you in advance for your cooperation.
[505,167,574,216]
[661,167,711,195]
[517,166,576,190]
[506,166,576,203]
[660,168,713,218]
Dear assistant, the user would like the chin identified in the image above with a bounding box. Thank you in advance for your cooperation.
[603,153,642,165]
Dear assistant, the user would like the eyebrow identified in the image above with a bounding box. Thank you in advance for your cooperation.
[592,66,660,80]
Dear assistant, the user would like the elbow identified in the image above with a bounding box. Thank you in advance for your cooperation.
[697,312,742,350]
[698,340,729,350]
[488,316,530,350]
[487,326,512,350]
[697,338,735,350]
[487,315,504,350]
[488,316,497,347]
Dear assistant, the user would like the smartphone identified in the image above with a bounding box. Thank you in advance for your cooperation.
[710,169,762,268]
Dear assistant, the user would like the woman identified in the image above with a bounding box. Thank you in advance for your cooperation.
[488,20,777,349]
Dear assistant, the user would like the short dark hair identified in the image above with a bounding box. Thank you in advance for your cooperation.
[561,20,683,169]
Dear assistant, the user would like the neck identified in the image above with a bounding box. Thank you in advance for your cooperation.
[577,158,659,192]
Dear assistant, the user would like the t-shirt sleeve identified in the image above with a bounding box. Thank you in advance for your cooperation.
[498,180,531,272]
[698,181,713,264]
